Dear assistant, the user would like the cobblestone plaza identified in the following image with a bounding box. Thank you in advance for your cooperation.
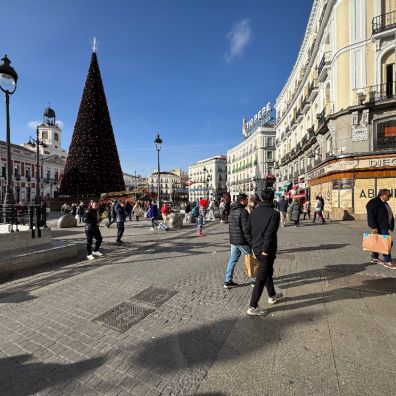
[0,218,394,395]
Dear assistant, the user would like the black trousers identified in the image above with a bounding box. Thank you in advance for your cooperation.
[116,222,125,242]
[250,253,276,308]
[86,226,102,255]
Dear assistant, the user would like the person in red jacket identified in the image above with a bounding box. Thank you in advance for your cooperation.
[161,202,170,226]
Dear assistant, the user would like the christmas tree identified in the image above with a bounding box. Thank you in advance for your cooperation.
[59,51,125,196]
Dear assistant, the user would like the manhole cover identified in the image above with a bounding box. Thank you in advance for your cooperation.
[94,302,154,332]
[131,286,178,307]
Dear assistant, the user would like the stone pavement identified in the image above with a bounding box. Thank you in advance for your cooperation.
[0,217,395,395]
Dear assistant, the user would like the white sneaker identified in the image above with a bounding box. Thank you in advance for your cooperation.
[87,254,95,261]
[150,227,155,231]
[92,251,103,257]
[247,307,268,316]
[268,293,283,304]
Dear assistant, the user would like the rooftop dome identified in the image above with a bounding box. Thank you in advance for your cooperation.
[43,106,56,119]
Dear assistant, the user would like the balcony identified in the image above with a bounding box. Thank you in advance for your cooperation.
[366,82,396,103]
[296,109,303,123]
[301,98,310,114]
[316,109,326,130]
[280,132,285,140]
[307,164,313,171]
[318,52,331,82]
[308,79,319,102]
[372,10,396,37]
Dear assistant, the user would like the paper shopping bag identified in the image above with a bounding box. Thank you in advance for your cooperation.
[245,254,260,278]
[362,233,392,255]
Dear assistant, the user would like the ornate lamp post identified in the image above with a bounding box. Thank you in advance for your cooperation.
[27,127,48,204]
[154,134,162,209]
[0,55,18,212]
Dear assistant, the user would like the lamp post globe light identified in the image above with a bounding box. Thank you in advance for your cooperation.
[154,134,162,209]
[0,55,18,222]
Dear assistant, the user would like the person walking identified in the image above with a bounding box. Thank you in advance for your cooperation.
[161,202,170,226]
[83,202,103,261]
[303,200,311,220]
[290,197,302,227]
[224,197,230,224]
[77,201,85,224]
[184,202,191,224]
[223,194,252,289]
[219,198,226,223]
[366,189,395,269]
[125,201,132,221]
[247,189,283,316]
[133,201,144,221]
[147,201,159,230]
[277,196,288,227]
[207,199,216,221]
[313,196,325,223]
[115,201,127,244]
[196,198,207,237]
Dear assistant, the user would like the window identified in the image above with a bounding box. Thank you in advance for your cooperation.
[25,168,30,178]
[267,151,273,160]
[55,171,59,182]
[376,118,396,151]
[266,137,273,147]
[2,165,5,178]
[14,166,19,177]
[54,133,59,141]
[46,170,50,181]
[42,131,48,139]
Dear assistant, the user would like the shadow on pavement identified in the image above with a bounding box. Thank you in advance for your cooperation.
[0,354,105,395]
[0,290,37,304]
[278,243,349,254]
[131,312,321,374]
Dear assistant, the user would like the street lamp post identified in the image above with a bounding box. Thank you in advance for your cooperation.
[27,127,47,204]
[154,134,162,209]
[0,55,18,220]
[202,166,207,200]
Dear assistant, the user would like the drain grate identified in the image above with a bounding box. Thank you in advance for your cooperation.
[131,286,178,308]
[94,302,154,332]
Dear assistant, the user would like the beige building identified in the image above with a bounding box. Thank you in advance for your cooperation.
[227,125,276,202]
[275,0,396,217]
[188,156,227,202]
[148,170,188,202]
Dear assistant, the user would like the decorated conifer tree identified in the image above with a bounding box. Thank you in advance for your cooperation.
[59,51,125,196]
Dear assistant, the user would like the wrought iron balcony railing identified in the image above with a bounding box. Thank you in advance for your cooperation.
[372,10,396,35]
[318,52,331,79]
[367,82,396,103]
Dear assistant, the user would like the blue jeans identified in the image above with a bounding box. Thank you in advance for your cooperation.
[371,229,392,263]
[197,214,204,232]
[225,244,251,283]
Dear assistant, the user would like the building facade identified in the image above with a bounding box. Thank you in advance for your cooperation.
[1,107,67,203]
[148,170,188,202]
[188,156,227,202]
[227,125,276,202]
[275,0,396,217]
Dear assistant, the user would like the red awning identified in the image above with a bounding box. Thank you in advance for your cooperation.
[291,193,306,199]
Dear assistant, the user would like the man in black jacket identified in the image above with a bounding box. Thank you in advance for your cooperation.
[366,189,395,269]
[247,189,283,316]
[84,202,103,261]
[115,201,127,244]
[223,194,252,289]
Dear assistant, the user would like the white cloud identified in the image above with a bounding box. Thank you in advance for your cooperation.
[27,120,40,130]
[225,19,251,63]
[56,120,64,129]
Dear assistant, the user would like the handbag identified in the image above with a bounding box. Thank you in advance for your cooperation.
[362,233,392,255]
[245,254,260,278]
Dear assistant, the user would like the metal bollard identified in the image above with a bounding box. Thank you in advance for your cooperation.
[36,206,41,238]
[30,206,35,238]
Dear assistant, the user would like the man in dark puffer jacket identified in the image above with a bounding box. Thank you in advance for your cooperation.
[223,193,252,289]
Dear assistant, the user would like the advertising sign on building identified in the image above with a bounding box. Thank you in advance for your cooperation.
[243,102,273,138]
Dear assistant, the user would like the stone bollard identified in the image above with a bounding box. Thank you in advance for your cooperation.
[57,214,77,228]
[167,213,183,229]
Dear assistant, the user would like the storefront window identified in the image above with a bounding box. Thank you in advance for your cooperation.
[376,119,396,150]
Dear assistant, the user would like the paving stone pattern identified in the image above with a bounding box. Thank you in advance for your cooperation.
[0,219,395,395]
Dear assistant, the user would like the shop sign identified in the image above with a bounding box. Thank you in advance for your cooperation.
[308,156,396,180]
[243,102,273,137]
[352,128,368,141]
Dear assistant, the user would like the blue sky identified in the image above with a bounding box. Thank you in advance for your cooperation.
[1,0,312,176]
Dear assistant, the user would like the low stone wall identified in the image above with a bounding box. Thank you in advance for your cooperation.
[0,228,51,253]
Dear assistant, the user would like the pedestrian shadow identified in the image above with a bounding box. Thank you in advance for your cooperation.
[278,243,349,254]
[275,263,374,290]
[130,312,321,375]
[0,290,37,304]
[270,278,395,314]
[0,354,105,395]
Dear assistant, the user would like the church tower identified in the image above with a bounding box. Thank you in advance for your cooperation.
[37,106,63,157]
